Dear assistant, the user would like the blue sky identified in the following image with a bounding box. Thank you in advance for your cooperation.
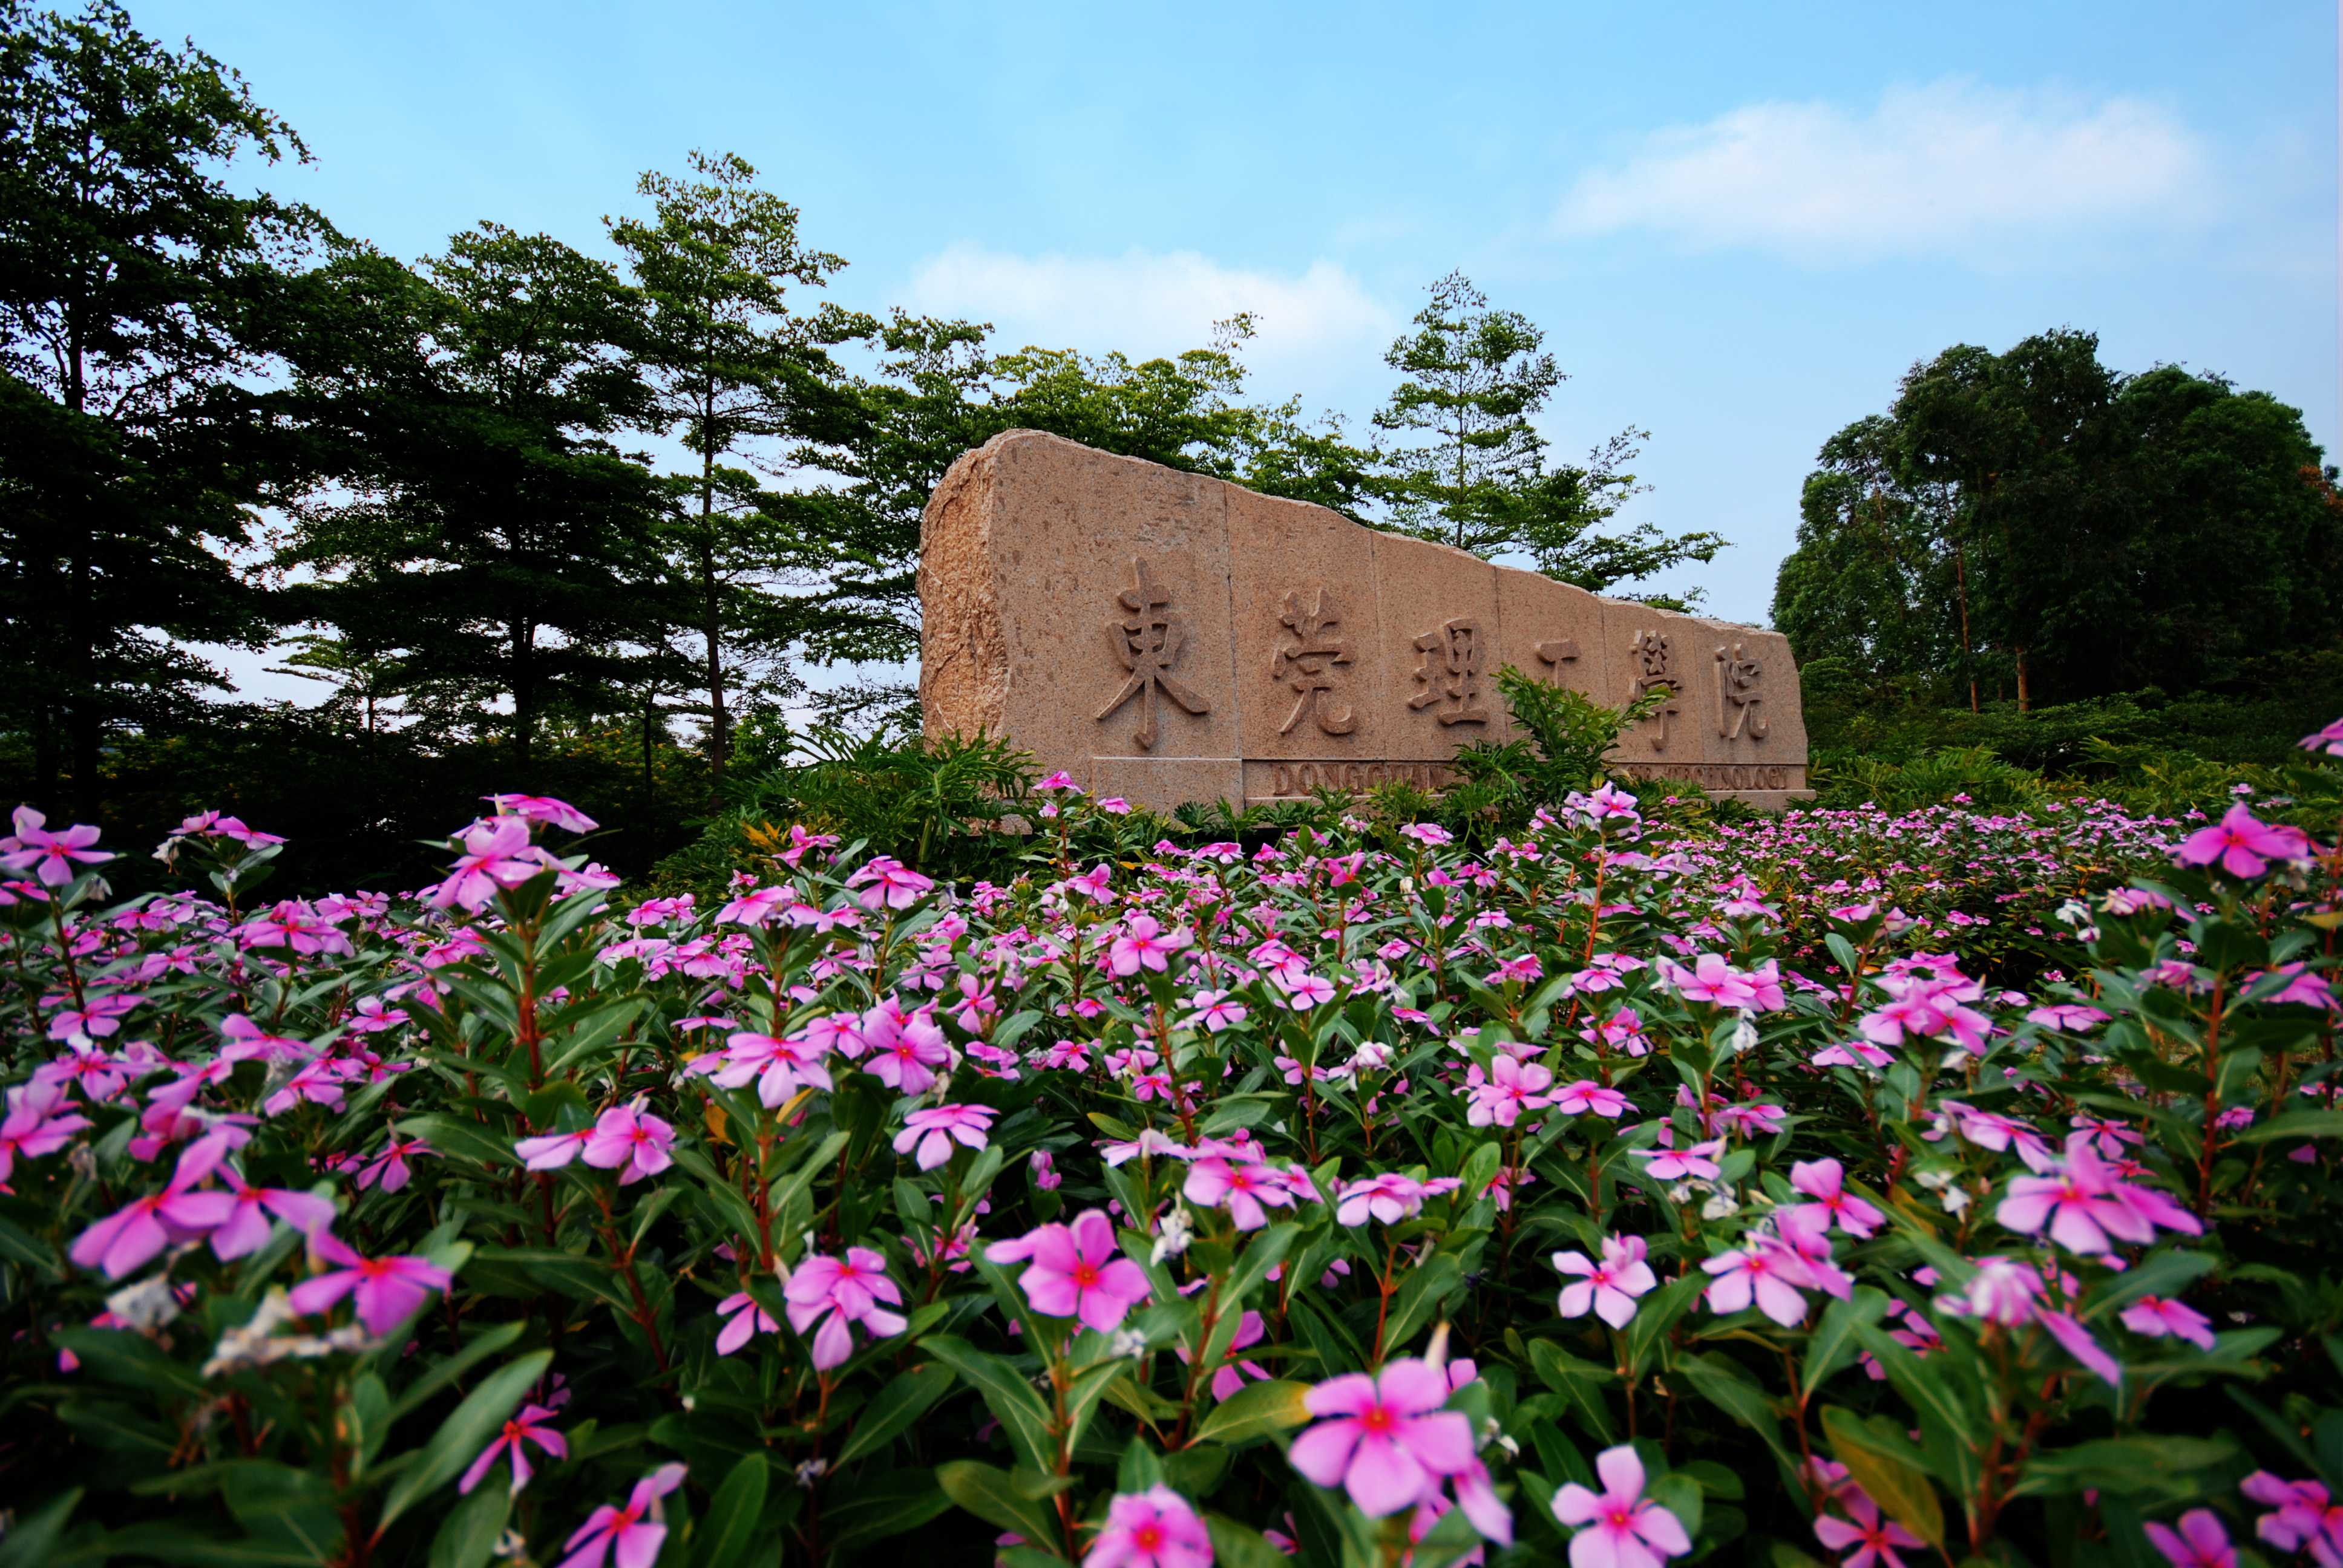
[142,0,2339,699]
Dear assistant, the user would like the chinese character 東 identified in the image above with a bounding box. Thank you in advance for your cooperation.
[1095,557,1210,750]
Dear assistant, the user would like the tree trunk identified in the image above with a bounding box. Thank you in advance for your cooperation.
[2014,643,2032,713]
[514,619,536,774]
[1955,543,1978,714]
[701,532,726,783]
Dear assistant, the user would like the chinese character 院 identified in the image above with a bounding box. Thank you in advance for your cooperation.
[1273,587,1357,736]
[1715,641,1769,740]
[1094,557,1210,750]
[1408,618,1490,727]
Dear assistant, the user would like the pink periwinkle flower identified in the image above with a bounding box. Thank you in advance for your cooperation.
[426,815,545,912]
[2120,1295,2215,1350]
[0,1081,88,1184]
[1631,1137,1725,1183]
[859,999,954,1094]
[211,1177,336,1261]
[845,855,936,910]
[1184,1155,1301,1230]
[70,1142,235,1278]
[1109,913,1194,976]
[784,1246,908,1369]
[580,1102,675,1185]
[1464,1056,1555,1128]
[559,1463,686,1568]
[458,1401,568,1495]
[2241,1471,2343,1559]
[699,1030,835,1106]
[1552,1443,1692,1568]
[2174,803,2310,880]
[1788,1158,1884,1239]
[1335,1172,1461,1227]
[1702,1237,1815,1327]
[287,1231,453,1336]
[893,1104,997,1171]
[1814,1490,1926,1568]
[355,1130,434,1194]
[1553,1080,1633,1118]
[1289,1358,1478,1518]
[0,807,114,886]
[486,794,597,833]
[1089,1484,1213,1568]
[713,1290,780,1354]
[2143,1509,2236,1568]
[1553,1234,1658,1328]
[984,1209,1152,1331]
[1029,1149,1062,1191]
[1995,1133,2200,1255]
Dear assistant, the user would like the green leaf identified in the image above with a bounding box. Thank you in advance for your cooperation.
[1821,1405,1944,1552]
[920,1335,1057,1474]
[1526,1339,1618,1445]
[1205,1515,1291,1568]
[376,1350,552,1530]
[2008,1434,2241,1500]
[833,1362,958,1469]
[2228,1109,2343,1145]
[396,1112,514,1170]
[1803,1287,1890,1397]
[693,1452,770,1568]
[1674,1353,1797,1476]
[935,1460,1066,1557]
[823,1467,948,1555]
[1380,1253,1464,1358]
[2080,1251,2219,1322]
[1188,1379,1312,1448]
[1623,1272,1706,1380]
[425,1485,511,1568]
[390,1321,528,1421]
[0,1488,80,1568]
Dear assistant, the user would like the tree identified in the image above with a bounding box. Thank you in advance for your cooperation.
[275,227,670,773]
[1772,328,2343,710]
[0,0,319,814]
[1368,273,1723,595]
[607,150,844,780]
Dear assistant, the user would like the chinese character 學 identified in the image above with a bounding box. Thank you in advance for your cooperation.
[1408,618,1490,727]
[1714,641,1769,740]
[1273,587,1357,736]
[1095,557,1210,750]
[1628,628,1680,751]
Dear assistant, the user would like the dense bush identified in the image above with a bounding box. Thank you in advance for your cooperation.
[6,733,2343,1568]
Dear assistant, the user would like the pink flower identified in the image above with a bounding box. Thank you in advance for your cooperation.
[458,1402,567,1495]
[1090,1484,1213,1568]
[1814,1491,1925,1568]
[859,1000,953,1094]
[211,1177,336,1260]
[845,855,936,910]
[580,1102,675,1185]
[1036,771,1081,792]
[713,1290,779,1354]
[426,816,543,912]
[70,1142,236,1278]
[1184,1156,1300,1230]
[985,1209,1152,1331]
[218,1013,312,1063]
[1553,1080,1633,1118]
[1398,822,1452,846]
[287,1231,453,1336]
[0,1082,88,1184]
[2120,1295,2215,1350]
[2242,1471,2343,1557]
[0,808,114,886]
[1335,1173,1461,1227]
[1788,1159,1884,1239]
[893,1104,997,1170]
[2174,803,2309,880]
[1995,1135,2195,1255]
[1067,863,1115,903]
[1465,1056,1555,1128]
[1552,1443,1692,1568]
[1109,914,1194,976]
[486,794,597,833]
[1955,1256,2045,1325]
[1553,1234,1658,1328]
[1658,953,1756,1009]
[714,885,792,927]
[699,1030,836,1106]
[356,1131,434,1193]
[559,1463,686,1568]
[2301,718,2343,757]
[1277,970,1336,1009]
[1029,1149,1062,1191]
[778,824,841,866]
[1186,989,1249,1031]
[516,1128,593,1171]
[2027,1004,2110,1033]
[1631,1137,1724,1183]
[1289,1359,1478,1517]
[2143,1509,2236,1568]
[784,1247,908,1368]
[1703,1238,1815,1327]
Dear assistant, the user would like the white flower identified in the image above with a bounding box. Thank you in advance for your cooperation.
[106,1276,183,1332]
[1729,1010,1758,1056]
[1109,1328,1149,1358]
[1700,1190,1742,1221]
[795,1458,828,1488]
[1150,1206,1196,1266]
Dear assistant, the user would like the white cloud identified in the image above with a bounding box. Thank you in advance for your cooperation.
[899,243,1393,399]
[1558,78,2210,262]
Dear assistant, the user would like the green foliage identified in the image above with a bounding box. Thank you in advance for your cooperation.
[1443,666,1671,826]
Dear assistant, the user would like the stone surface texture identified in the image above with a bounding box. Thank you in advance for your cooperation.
[920,430,1810,811]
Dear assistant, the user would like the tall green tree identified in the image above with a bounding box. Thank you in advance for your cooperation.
[1772,328,2343,710]
[607,150,844,779]
[0,0,318,813]
[275,226,669,772]
[1368,273,1723,595]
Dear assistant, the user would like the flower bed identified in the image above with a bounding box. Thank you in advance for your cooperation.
[3,765,2341,1568]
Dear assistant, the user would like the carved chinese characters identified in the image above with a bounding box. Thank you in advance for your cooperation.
[920,429,1809,812]
[1095,557,1210,750]
[1409,618,1491,726]
[1715,641,1768,740]
[1272,588,1357,736]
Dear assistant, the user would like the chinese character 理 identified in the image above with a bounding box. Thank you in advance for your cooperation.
[1408,618,1490,727]
[1273,587,1357,736]
[1094,557,1210,750]
[1715,641,1769,740]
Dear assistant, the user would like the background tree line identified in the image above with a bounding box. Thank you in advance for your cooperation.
[1772,327,2343,794]
[0,1,1723,891]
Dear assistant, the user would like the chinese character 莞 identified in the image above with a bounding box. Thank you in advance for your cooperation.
[1095,557,1210,750]
[1408,618,1490,727]
[1273,587,1357,736]
[1714,641,1768,740]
